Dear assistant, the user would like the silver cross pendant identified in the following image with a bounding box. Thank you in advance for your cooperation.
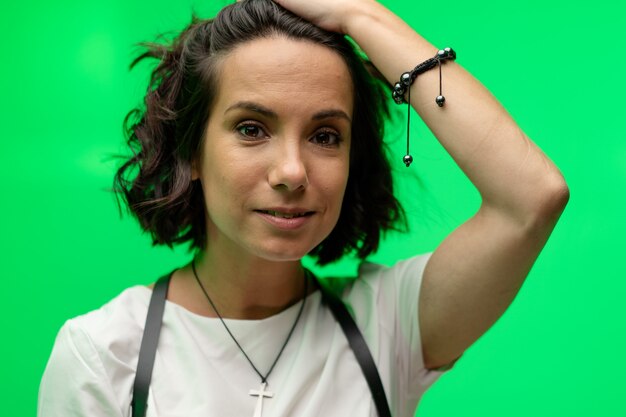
[249,381,274,417]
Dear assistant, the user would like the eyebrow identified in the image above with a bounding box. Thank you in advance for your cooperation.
[225,101,352,123]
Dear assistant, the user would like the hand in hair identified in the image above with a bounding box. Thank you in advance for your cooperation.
[271,0,370,33]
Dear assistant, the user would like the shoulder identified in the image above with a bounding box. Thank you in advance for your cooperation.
[358,252,432,285]
[55,286,152,374]
[70,285,149,335]
[39,286,152,415]
[323,252,433,340]
[341,252,433,310]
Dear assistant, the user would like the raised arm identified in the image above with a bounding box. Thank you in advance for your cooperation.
[274,0,569,369]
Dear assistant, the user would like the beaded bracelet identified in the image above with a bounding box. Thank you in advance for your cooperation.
[393,47,456,167]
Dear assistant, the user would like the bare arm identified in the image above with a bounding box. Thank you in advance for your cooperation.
[275,0,569,369]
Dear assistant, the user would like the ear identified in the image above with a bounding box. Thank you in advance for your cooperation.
[191,159,200,181]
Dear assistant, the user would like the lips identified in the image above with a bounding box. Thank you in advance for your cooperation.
[256,210,313,219]
[254,208,315,230]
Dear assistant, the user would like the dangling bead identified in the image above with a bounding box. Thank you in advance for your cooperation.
[403,154,413,167]
[436,95,446,107]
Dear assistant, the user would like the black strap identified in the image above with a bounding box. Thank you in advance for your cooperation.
[318,283,393,417]
[131,273,171,417]
[131,273,392,417]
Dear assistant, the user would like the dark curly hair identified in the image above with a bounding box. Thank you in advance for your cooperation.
[114,0,405,265]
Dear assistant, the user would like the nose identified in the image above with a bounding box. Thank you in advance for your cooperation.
[268,142,309,192]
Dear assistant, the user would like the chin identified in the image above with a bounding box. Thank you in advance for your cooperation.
[250,242,316,263]
[257,249,308,263]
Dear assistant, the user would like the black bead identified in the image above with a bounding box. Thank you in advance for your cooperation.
[436,95,446,107]
[403,154,413,167]
[400,72,412,87]
[437,47,456,61]
[394,82,405,94]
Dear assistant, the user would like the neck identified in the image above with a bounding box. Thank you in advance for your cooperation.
[171,243,311,320]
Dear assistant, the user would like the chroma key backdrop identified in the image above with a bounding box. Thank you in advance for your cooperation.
[1,0,624,416]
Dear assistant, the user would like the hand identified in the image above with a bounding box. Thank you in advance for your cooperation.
[271,0,369,34]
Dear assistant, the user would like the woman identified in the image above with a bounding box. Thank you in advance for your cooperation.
[38,0,569,416]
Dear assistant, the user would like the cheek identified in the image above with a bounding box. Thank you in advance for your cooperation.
[203,157,262,211]
[317,162,349,207]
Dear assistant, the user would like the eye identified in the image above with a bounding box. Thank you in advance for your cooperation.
[236,123,268,140]
[311,129,341,147]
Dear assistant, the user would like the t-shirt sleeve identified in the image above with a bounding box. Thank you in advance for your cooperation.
[383,253,455,389]
[344,252,454,416]
[38,320,125,417]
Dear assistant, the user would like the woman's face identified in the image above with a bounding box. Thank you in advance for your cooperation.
[193,36,354,262]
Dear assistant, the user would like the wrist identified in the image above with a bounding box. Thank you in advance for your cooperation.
[340,0,384,35]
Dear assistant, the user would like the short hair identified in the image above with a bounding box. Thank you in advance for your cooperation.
[114,0,405,265]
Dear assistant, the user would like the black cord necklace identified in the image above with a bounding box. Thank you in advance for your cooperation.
[191,260,308,417]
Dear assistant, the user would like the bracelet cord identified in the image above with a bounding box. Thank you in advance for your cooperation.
[392,48,456,167]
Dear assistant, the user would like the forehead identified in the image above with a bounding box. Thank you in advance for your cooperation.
[212,36,354,117]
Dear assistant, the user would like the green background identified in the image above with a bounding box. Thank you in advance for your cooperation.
[1,0,624,415]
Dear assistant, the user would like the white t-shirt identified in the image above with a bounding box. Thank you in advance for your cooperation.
[38,253,450,417]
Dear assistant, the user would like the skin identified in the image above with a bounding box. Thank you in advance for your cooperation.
[272,0,569,370]
[166,36,354,320]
